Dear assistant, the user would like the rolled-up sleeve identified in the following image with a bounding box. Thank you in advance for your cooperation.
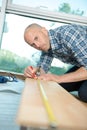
[37,51,53,72]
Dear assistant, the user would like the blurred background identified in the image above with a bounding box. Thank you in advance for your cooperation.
[0,0,87,74]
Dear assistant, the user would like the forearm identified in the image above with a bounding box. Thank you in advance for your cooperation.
[37,52,53,73]
[57,67,87,83]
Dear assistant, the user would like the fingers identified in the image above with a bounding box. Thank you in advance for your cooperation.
[38,74,48,81]
[37,73,55,81]
[29,66,37,78]
[24,66,37,78]
[24,67,31,78]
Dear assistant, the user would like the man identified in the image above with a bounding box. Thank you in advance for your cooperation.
[24,23,87,102]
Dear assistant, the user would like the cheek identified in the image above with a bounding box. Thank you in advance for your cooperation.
[41,36,47,45]
[38,35,48,49]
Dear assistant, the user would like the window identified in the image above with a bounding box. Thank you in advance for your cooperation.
[0,0,86,74]
[0,0,2,7]
[11,0,87,17]
[1,13,70,74]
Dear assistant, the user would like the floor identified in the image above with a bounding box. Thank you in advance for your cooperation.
[0,79,24,130]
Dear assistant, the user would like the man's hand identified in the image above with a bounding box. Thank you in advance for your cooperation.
[24,66,45,79]
[38,73,59,82]
[38,67,87,83]
[24,66,37,79]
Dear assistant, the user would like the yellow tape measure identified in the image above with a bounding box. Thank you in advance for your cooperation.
[37,79,57,128]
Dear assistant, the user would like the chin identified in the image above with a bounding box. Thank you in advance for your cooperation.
[43,49,48,52]
[41,47,49,52]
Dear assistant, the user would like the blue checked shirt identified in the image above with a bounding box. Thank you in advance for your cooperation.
[37,24,87,72]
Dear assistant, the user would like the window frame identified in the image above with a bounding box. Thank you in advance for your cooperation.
[0,0,87,47]
[7,1,87,25]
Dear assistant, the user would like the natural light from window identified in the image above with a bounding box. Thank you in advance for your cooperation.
[2,14,66,69]
[12,0,87,16]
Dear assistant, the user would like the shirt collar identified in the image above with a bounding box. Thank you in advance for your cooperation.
[48,29,60,51]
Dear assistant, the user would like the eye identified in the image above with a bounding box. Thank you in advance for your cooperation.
[31,43,36,47]
[34,36,38,41]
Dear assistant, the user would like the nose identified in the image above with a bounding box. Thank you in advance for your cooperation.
[34,41,40,48]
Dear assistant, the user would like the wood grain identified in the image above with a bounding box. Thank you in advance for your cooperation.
[17,78,87,130]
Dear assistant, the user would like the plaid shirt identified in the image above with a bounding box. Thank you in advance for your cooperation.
[37,24,87,72]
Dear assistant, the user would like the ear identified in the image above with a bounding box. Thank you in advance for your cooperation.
[41,27,48,35]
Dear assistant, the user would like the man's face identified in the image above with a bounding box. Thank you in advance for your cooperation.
[24,27,50,52]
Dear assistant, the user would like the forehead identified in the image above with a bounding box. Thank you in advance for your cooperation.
[27,27,39,37]
[28,25,40,32]
[25,27,38,43]
[31,26,40,37]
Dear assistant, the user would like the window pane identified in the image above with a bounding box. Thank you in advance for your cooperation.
[12,0,87,17]
[1,13,70,74]
[0,0,2,7]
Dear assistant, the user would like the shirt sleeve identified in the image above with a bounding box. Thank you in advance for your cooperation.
[64,25,87,69]
[37,50,53,72]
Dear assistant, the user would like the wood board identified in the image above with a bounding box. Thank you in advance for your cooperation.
[16,78,87,130]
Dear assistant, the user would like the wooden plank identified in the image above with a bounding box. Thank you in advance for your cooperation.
[16,78,87,130]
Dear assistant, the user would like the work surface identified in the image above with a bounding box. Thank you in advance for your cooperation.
[17,78,87,130]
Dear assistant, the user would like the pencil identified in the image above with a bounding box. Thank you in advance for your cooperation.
[36,66,41,76]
